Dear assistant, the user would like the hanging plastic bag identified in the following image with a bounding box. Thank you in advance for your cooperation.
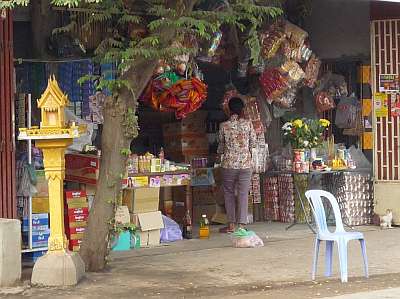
[335,96,360,129]
[160,215,183,243]
[231,228,264,248]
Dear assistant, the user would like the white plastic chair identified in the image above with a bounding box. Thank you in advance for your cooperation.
[305,190,368,283]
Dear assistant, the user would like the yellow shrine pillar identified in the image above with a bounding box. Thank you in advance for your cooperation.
[36,140,71,252]
[19,76,85,286]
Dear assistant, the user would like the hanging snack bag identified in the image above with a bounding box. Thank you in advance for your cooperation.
[315,91,335,113]
[280,60,305,84]
[285,21,308,47]
[304,55,321,88]
[260,22,286,59]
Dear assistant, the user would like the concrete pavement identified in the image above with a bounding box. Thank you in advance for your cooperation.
[322,287,400,299]
[4,223,400,298]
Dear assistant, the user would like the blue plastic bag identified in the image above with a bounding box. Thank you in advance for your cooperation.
[160,215,183,243]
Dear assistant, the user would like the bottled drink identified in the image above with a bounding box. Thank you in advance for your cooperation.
[159,147,165,164]
[182,210,193,239]
[199,214,210,239]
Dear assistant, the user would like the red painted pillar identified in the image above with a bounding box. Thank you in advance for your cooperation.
[0,9,16,219]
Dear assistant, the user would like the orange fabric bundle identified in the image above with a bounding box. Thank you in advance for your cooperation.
[141,77,207,119]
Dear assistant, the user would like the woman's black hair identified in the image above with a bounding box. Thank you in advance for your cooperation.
[228,97,244,115]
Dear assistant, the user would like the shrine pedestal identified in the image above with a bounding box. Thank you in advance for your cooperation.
[31,251,84,286]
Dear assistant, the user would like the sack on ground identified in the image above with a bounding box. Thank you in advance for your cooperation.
[231,228,264,248]
[160,215,183,243]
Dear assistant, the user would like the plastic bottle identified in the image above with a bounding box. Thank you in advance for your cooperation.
[199,214,210,239]
[159,147,165,164]
[182,210,193,239]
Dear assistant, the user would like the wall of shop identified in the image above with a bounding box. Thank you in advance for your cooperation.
[304,0,371,60]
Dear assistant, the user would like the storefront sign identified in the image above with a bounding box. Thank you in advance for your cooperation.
[374,92,389,117]
[379,74,399,92]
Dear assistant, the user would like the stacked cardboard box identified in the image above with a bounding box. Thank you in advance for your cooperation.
[32,197,50,213]
[22,213,50,248]
[65,154,100,185]
[122,188,164,247]
[163,111,209,163]
[65,191,89,251]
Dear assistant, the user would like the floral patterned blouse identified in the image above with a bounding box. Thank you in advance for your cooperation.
[217,114,257,169]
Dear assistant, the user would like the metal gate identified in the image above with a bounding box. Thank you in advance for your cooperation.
[0,9,16,219]
[371,19,400,224]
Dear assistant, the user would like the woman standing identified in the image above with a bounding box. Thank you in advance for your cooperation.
[217,97,256,233]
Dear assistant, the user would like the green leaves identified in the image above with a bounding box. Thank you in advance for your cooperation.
[120,148,132,156]
[0,0,30,9]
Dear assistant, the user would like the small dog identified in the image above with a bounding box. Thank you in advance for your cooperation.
[380,209,393,229]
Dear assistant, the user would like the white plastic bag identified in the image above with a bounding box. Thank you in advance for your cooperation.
[65,110,93,152]
[160,215,183,243]
[231,229,264,248]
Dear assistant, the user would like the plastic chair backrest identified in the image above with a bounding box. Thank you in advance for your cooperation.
[305,190,345,234]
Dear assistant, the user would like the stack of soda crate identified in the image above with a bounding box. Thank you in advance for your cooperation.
[22,213,50,250]
[65,191,89,252]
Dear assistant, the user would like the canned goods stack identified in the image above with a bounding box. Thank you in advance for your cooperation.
[278,174,295,223]
[264,176,280,221]
[250,174,262,204]
[337,172,373,226]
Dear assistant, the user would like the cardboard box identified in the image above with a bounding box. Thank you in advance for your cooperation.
[165,135,209,153]
[122,188,160,213]
[23,229,50,248]
[67,226,86,235]
[65,190,87,200]
[68,233,85,240]
[67,200,89,209]
[192,187,217,205]
[22,213,49,231]
[136,211,164,247]
[163,111,207,137]
[32,197,49,213]
[35,170,49,197]
[65,154,100,185]
[69,239,83,251]
[68,221,87,228]
[67,214,88,223]
[67,207,89,216]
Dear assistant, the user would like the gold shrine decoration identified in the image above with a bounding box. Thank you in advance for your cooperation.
[37,76,69,128]
[18,76,86,253]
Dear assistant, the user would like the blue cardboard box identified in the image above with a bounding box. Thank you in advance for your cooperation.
[22,213,49,232]
[23,229,50,248]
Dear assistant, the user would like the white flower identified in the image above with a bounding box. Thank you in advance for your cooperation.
[282,122,292,131]
[303,140,309,147]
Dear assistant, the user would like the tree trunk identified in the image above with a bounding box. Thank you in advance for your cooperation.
[78,96,130,271]
[31,0,57,58]
[79,0,196,271]
[79,59,157,271]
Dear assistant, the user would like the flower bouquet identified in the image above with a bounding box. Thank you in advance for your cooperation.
[282,118,330,149]
[282,118,330,173]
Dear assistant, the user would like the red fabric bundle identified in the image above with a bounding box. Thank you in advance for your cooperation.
[141,77,207,119]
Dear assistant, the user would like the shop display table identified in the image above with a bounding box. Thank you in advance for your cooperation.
[264,169,373,234]
[122,171,192,222]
